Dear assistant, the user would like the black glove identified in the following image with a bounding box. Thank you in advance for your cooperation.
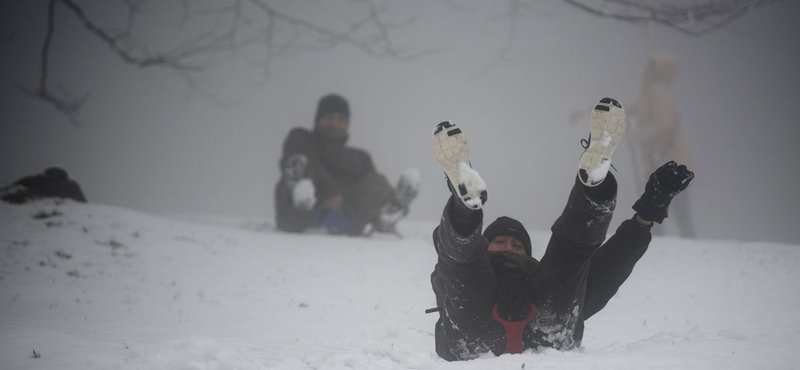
[633,161,694,223]
[490,255,533,322]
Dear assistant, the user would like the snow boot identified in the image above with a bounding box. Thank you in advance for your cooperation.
[394,168,421,209]
[376,168,421,235]
[283,154,309,185]
[282,154,315,210]
[432,121,487,210]
[578,98,626,187]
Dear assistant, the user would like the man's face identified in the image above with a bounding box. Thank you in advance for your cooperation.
[317,112,348,139]
[488,235,526,255]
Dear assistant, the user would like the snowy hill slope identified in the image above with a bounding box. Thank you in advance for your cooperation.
[1,200,799,369]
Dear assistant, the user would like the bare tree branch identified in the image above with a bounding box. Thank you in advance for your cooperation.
[559,0,789,36]
[27,0,432,126]
[22,0,787,126]
[29,0,241,125]
[559,0,651,24]
[244,0,425,59]
[39,0,57,99]
[467,0,525,79]
[27,0,86,127]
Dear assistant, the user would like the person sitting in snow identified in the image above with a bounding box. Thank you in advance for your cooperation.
[428,98,694,360]
[275,93,420,236]
[1,166,87,205]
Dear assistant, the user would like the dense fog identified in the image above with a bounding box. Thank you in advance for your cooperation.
[1,1,798,243]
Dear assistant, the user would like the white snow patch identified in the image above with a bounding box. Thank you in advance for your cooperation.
[456,162,486,208]
[292,178,316,210]
[600,130,612,147]
[1,200,799,370]
[588,160,612,184]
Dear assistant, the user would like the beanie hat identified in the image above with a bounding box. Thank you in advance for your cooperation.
[483,216,532,256]
[314,94,350,127]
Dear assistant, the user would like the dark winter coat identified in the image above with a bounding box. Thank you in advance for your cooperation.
[275,128,394,233]
[281,128,376,200]
[430,175,652,361]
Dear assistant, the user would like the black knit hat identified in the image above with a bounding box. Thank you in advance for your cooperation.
[314,94,350,127]
[483,216,532,256]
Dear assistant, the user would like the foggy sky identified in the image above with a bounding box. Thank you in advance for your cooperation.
[1,1,799,244]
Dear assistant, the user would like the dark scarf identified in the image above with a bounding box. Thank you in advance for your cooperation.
[313,129,349,149]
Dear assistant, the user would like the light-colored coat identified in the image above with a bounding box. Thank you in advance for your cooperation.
[627,54,695,175]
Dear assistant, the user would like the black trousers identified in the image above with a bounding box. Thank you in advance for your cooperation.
[527,173,653,349]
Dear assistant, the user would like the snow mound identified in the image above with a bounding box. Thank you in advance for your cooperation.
[1,200,798,369]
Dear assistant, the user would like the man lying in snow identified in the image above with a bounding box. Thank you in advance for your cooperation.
[428,98,694,360]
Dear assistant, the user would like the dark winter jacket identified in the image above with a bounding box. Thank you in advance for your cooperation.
[430,178,652,361]
[280,128,377,201]
[275,128,394,233]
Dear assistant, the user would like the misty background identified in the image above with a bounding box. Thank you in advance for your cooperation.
[1,1,798,244]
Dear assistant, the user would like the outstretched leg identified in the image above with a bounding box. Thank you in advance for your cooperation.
[376,168,422,235]
[527,98,626,350]
[584,160,694,317]
[430,121,505,360]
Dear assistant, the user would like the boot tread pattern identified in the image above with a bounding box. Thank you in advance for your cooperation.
[432,121,487,210]
[579,98,626,185]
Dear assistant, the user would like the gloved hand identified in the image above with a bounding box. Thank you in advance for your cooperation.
[283,154,308,182]
[491,256,533,322]
[633,161,694,223]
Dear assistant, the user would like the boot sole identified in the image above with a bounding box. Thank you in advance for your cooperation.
[432,121,487,210]
[579,98,626,186]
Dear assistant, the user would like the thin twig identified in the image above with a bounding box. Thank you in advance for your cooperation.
[561,0,788,36]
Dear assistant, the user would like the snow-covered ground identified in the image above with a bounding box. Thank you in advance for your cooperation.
[1,200,799,370]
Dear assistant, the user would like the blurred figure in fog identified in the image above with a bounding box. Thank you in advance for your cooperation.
[1,167,87,204]
[274,93,420,236]
[626,54,696,238]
